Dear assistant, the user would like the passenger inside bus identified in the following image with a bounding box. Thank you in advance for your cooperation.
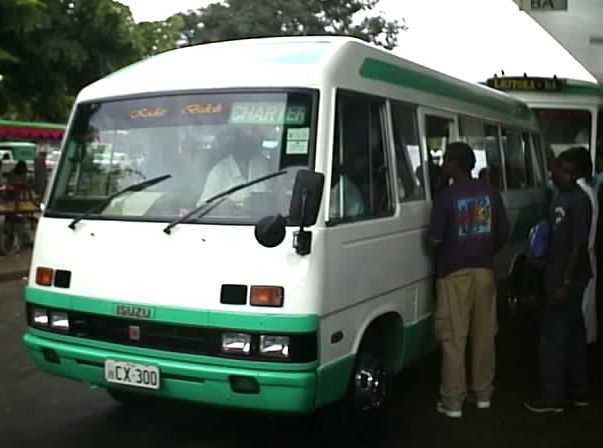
[329,162,365,219]
[201,126,272,204]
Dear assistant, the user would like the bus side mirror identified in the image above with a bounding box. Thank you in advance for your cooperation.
[254,214,286,248]
[289,170,324,256]
[288,170,324,227]
[253,170,324,253]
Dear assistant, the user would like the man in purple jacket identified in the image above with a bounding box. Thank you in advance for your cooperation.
[428,142,509,418]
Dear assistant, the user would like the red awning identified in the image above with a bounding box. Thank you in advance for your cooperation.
[0,125,63,140]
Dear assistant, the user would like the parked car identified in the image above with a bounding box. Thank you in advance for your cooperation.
[0,142,36,173]
[45,150,61,174]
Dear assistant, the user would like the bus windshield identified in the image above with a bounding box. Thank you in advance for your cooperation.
[533,108,591,156]
[47,91,316,223]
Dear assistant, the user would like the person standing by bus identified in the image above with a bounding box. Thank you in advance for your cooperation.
[0,152,10,183]
[5,160,32,250]
[428,142,509,418]
[34,150,48,199]
[570,147,598,345]
[524,149,592,413]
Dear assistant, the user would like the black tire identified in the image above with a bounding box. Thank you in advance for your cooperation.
[315,343,391,444]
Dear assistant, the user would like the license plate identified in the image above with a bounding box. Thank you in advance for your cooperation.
[104,360,160,390]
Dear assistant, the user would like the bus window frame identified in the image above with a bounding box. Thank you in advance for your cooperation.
[387,99,424,204]
[458,115,506,190]
[417,107,459,201]
[45,87,321,226]
[521,131,535,187]
[501,126,533,191]
[533,107,593,158]
[530,133,547,187]
[327,89,395,226]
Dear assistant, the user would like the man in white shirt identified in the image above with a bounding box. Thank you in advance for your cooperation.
[201,128,272,205]
[330,175,365,219]
[329,162,365,220]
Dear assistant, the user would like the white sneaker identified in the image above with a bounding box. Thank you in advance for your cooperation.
[467,394,491,409]
[437,402,462,418]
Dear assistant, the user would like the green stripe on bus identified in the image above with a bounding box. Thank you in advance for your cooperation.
[562,83,603,97]
[25,287,319,333]
[315,316,435,407]
[359,58,533,121]
[402,315,435,367]
[24,332,317,413]
[315,354,355,407]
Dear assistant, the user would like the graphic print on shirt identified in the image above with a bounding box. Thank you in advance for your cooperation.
[456,196,492,238]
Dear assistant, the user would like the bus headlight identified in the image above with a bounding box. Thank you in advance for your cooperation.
[222,333,251,355]
[260,335,290,359]
[50,311,70,331]
[32,308,49,327]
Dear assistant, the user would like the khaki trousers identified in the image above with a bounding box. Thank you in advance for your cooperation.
[435,268,497,410]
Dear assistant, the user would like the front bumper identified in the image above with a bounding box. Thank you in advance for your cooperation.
[23,331,318,414]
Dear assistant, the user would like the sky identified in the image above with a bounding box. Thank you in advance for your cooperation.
[116,0,595,83]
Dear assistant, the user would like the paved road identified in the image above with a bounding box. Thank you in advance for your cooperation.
[2,279,602,447]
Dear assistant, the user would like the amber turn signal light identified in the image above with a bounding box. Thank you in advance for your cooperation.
[36,267,54,286]
[250,286,284,307]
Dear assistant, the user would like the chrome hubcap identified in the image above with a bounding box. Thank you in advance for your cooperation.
[354,364,387,411]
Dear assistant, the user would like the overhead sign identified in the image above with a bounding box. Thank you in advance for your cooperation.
[486,76,565,92]
[518,0,568,11]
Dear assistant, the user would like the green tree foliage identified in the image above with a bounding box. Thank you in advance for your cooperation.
[0,0,402,122]
[0,0,46,62]
[0,0,143,122]
[137,15,186,57]
[177,0,404,50]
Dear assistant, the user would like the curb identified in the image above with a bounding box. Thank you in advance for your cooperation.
[0,270,29,283]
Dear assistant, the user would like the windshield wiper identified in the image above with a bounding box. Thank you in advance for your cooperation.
[163,170,287,235]
[68,174,172,230]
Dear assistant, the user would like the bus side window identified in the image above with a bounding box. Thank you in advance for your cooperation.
[330,92,393,223]
[530,134,546,187]
[501,128,528,189]
[522,132,535,187]
[391,101,424,201]
[458,116,503,189]
[424,115,453,195]
[368,102,393,216]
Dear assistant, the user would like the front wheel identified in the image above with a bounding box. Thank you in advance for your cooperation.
[316,346,391,443]
[352,351,389,416]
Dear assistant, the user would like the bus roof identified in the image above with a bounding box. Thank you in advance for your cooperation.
[77,36,535,127]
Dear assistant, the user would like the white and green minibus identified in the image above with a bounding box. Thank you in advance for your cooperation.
[486,76,603,170]
[24,37,546,417]
[486,75,603,337]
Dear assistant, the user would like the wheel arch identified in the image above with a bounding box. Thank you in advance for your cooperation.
[354,310,405,374]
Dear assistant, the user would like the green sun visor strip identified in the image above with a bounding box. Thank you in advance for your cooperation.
[25,287,318,333]
[359,58,533,121]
